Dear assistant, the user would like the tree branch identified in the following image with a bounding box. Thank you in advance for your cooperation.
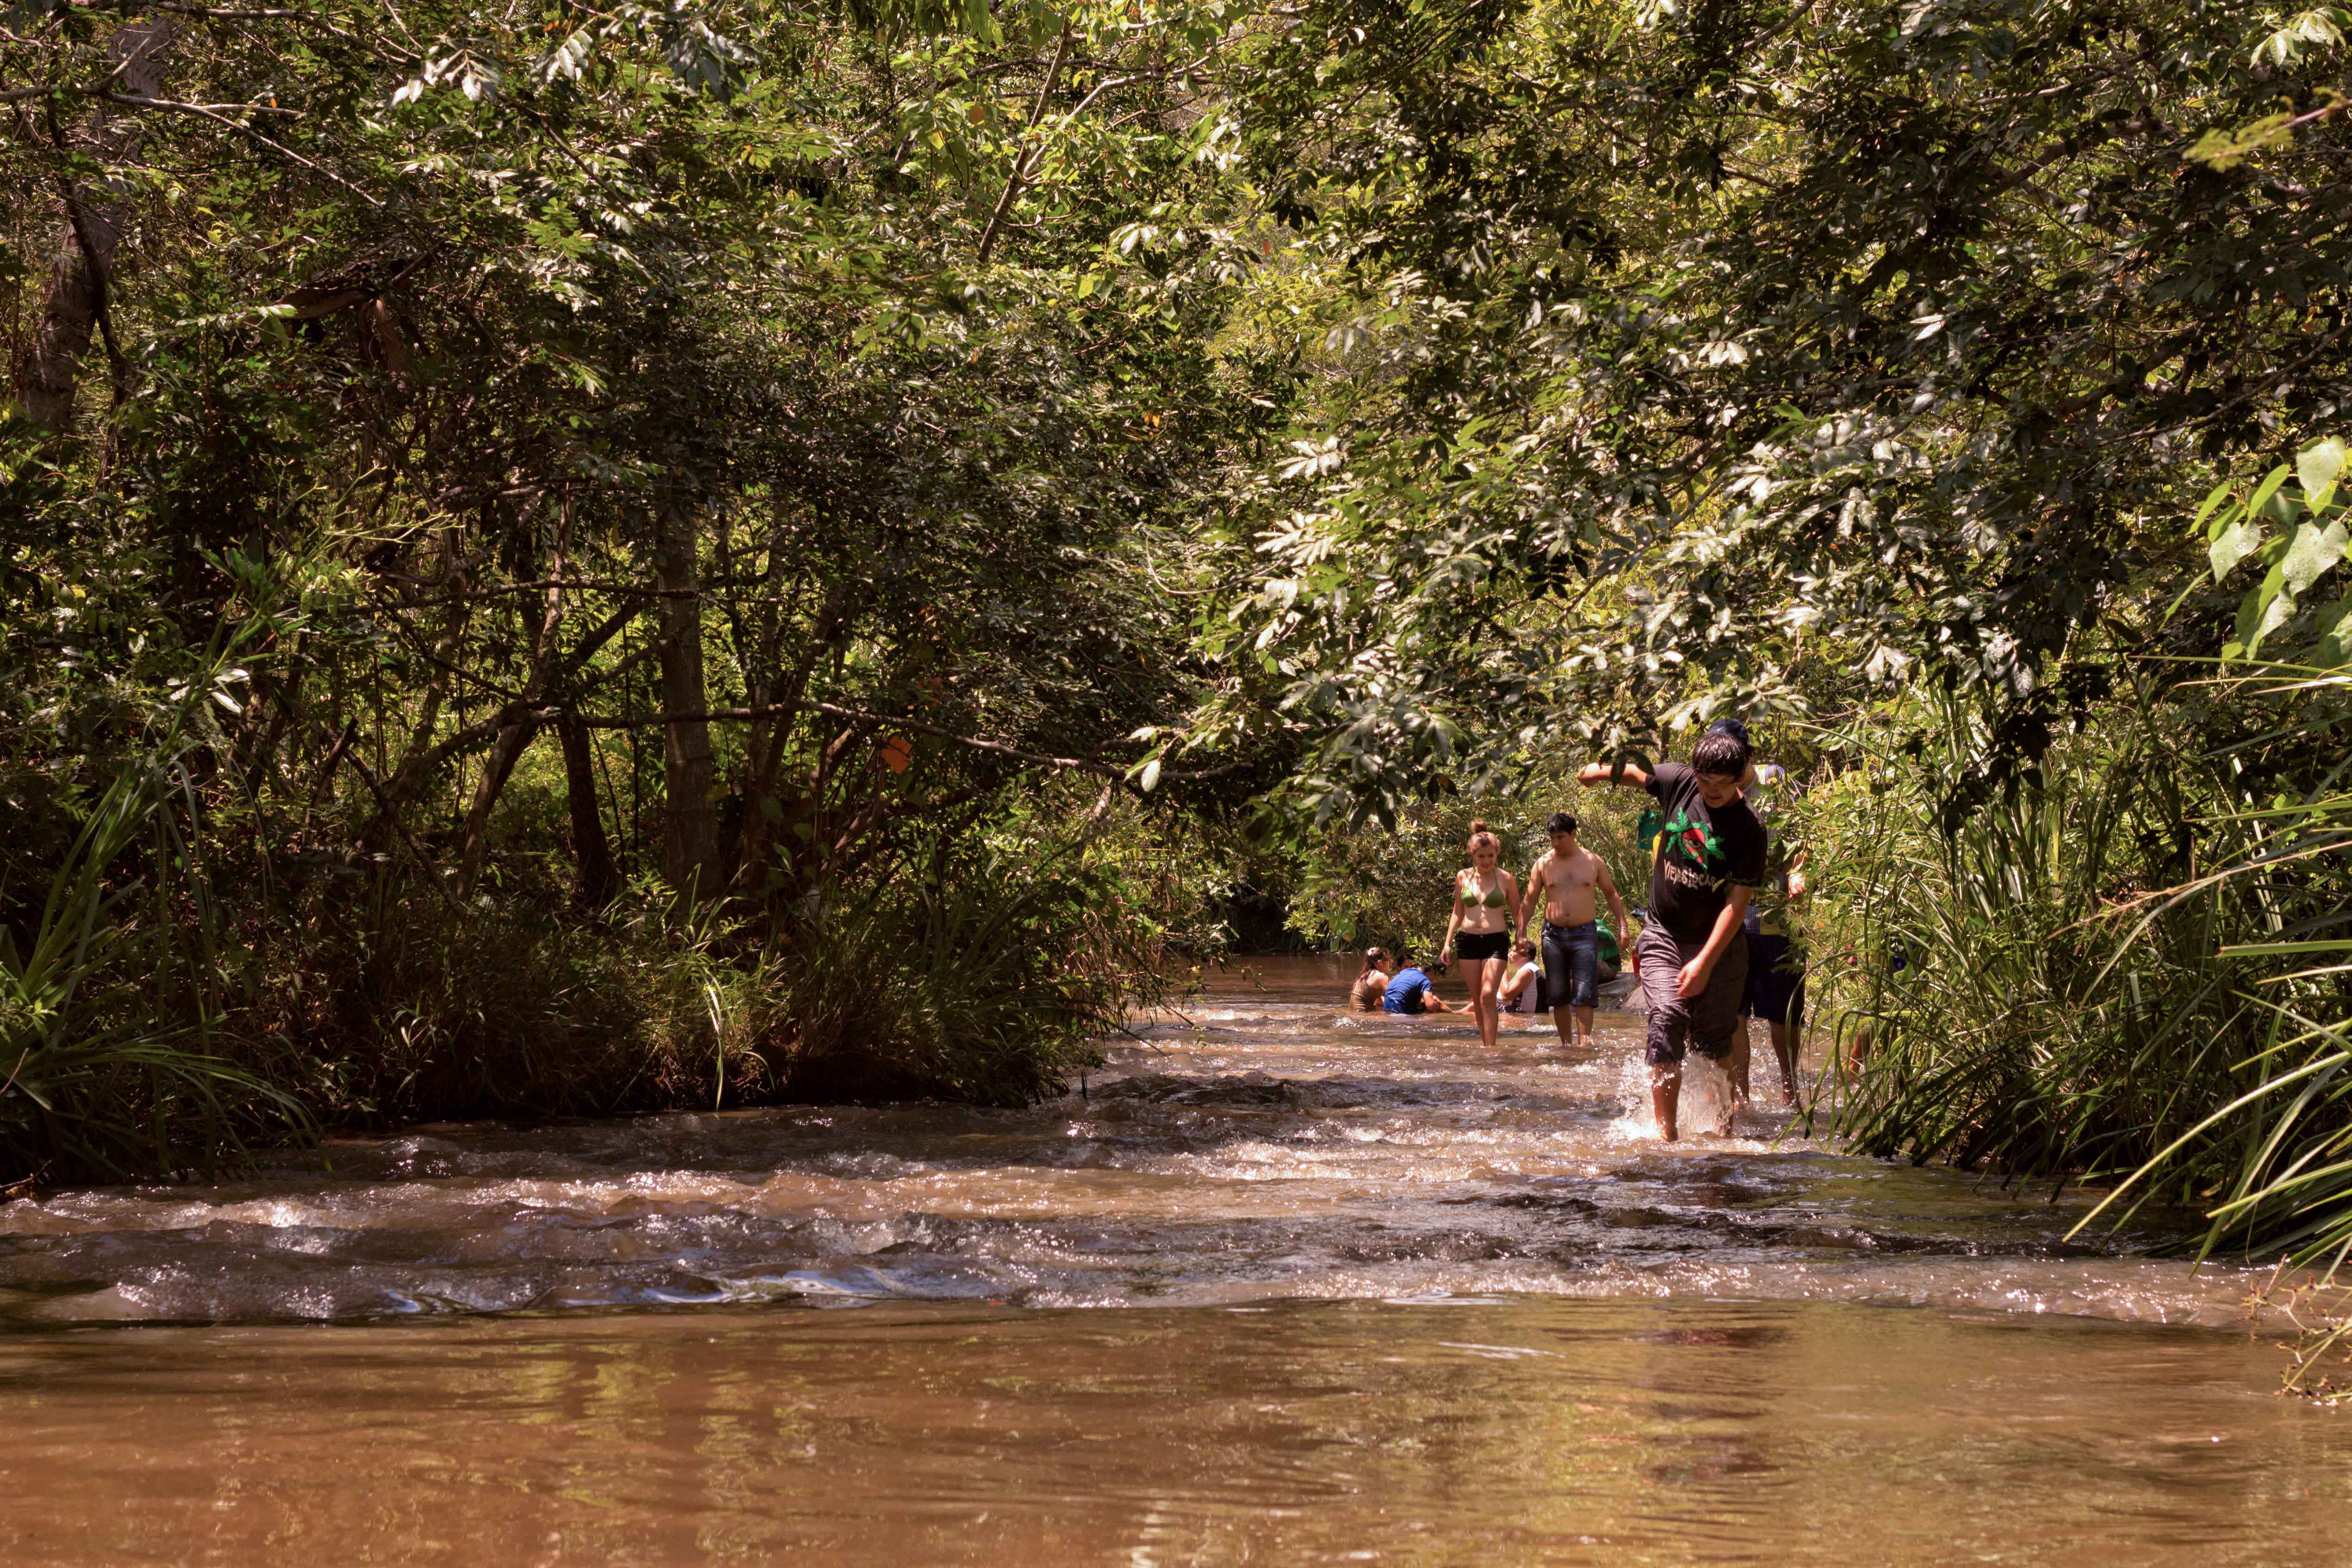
[974,20,1074,266]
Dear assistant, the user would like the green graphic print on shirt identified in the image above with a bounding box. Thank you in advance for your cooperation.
[1660,809,1727,870]
[1643,762,1768,948]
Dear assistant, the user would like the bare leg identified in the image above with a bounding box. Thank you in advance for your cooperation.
[1769,1019,1797,1106]
[1650,1065,1681,1142]
[1550,1002,1574,1047]
[1727,1023,1753,1108]
[1473,957,1502,1049]
[1572,1004,1595,1048]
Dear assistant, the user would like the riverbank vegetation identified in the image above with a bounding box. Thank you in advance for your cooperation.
[7,0,2352,1373]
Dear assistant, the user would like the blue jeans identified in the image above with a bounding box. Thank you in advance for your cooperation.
[1542,920,1600,1011]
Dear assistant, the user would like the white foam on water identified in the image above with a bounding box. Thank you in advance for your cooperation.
[0,955,2278,1332]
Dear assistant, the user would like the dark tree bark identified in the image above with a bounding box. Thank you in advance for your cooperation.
[558,711,620,907]
[10,20,176,431]
[454,716,539,896]
[654,499,721,898]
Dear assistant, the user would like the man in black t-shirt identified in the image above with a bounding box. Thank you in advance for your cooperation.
[1578,729,1769,1140]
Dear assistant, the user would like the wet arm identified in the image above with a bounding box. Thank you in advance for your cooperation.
[1439,875,1464,961]
[1577,761,1650,791]
[1519,858,1547,935]
[1599,861,1635,973]
[1696,886,1752,974]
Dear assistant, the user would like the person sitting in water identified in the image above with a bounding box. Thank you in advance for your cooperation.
[1382,952,1463,1016]
[1350,947,1393,1011]
[1500,938,1545,1014]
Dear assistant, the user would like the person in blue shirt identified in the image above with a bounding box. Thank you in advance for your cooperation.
[1382,952,1464,1016]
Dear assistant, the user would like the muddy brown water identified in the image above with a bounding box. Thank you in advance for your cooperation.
[0,956,2344,1563]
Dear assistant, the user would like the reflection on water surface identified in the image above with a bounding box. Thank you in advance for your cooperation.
[0,957,2341,1562]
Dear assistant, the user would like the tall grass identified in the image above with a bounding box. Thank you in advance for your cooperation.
[1807,669,2352,1385]
[4,681,1209,1183]
[759,829,1178,1104]
[0,748,307,1185]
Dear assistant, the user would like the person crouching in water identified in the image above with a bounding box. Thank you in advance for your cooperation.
[1381,950,1463,1016]
[1580,730,1767,1139]
[1439,820,1521,1049]
[1350,948,1393,1012]
[1500,938,1545,1015]
[1518,811,1633,1049]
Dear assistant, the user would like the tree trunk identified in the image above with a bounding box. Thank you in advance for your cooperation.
[558,712,620,907]
[10,20,176,431]
[654,500,721,899]
[454,717,540,897]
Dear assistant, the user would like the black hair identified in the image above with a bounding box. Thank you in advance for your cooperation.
[1547,812,1577,835]
[1704,715,1752,747]
[1692,729,1752,778]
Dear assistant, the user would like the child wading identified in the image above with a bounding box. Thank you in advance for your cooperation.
[1581,730,1767,1139]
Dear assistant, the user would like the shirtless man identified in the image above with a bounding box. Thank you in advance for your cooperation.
[1518,812,1634,1048]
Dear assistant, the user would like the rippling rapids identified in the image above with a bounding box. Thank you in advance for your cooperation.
[2,958,2345,1564]
[0,958,2273,1328]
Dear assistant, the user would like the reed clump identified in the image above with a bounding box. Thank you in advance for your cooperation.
[1805,669,2352,1384]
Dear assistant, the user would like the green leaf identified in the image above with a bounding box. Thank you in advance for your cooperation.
[2247,463,2293,523]
[2187,112,2296,171]
[2193,483,2237,540]
[2281,517,2351,597]
[2216,940,2352,958]
[2298,437,2348,499]
[2209,514,2265,580]
[2245,562,2294,653]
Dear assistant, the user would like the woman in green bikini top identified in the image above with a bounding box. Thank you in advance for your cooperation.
[1440,820,1522,1054]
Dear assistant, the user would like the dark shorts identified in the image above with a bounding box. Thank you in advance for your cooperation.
[1542,920,1600,1010]
[1637,926,1748,1067]
[1456,930,1510,963]
[1741,933,1807,1029]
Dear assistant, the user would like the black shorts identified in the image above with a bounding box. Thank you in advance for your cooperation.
[1741,934,1807,1029]
[1456,930,1511,962]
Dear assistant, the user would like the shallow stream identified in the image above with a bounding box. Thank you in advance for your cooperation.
[0,957,2343,1562]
